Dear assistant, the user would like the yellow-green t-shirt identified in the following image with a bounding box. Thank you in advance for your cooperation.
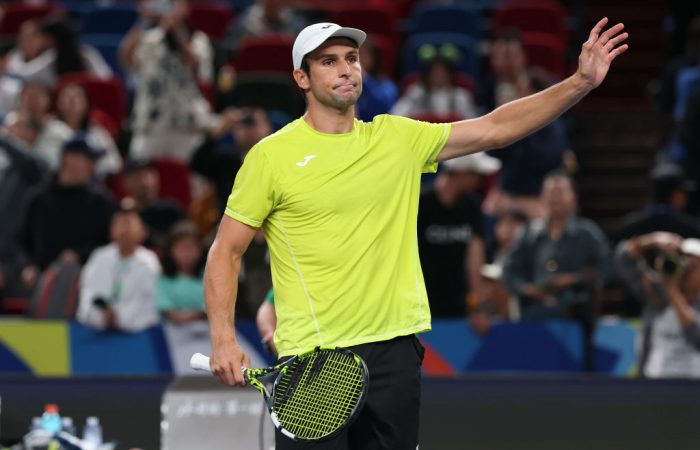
[226,114,451,356]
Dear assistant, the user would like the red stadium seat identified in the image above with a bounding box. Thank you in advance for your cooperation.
[0,3,59,36]
[521,32,566,79]
[187,2,235,40]
[152,157,193,210]
[370,34,397,79]
[493,0,568,48]
[328,5,399,44]
[55,74,127,127]
[234,35,295,74]
[90,108,120,138]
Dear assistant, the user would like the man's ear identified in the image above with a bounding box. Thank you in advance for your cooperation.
[293,68,310,90]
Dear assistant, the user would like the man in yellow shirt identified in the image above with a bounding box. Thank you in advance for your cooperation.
[204,20,628,449]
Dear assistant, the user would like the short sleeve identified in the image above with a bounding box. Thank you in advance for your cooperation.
[383,115,451,173]
[225,145,278,228]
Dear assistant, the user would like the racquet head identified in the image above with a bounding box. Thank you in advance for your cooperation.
[261,346,369,441]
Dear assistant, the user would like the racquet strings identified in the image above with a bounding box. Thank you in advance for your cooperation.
[273,350,365,439]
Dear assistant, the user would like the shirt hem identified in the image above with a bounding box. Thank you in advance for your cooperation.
[224,208,263,228]
[276,323,432,357]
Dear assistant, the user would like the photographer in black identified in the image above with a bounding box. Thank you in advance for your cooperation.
[615,232,700,378]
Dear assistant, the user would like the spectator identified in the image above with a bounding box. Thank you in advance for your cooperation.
[1,17,111,106]
[0,127,50,304]
[614,163,700,242]
[221,0,306,54]
[122,159,186,249]
[503,171,610,320]
[190,107,272,214]
[481,209,528,321]
[615,233,700,378]
[484,29,528,111]
[156,221,206,324]
[120,0,216,162]
[391,43,477,120]
[483,68,570,219]
[502,171,610,370]
[78,198,161,332]
[17,135,115,293]
[55,83,122,177]
[488,208,529,266]
[417,153,500,319]
[17,82,73,170]
[356,36,398,122]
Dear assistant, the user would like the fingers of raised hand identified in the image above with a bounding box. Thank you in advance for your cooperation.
[605,32,629,51]
[598,22,625,46]
[588,17,609,43]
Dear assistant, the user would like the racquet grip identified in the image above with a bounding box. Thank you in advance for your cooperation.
[189,353,249,375]
[190,353,212,372]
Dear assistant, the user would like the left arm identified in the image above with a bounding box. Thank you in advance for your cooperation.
[466,236,485,310]
[439,18,628,161]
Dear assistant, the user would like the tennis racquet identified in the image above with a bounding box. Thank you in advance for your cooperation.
[190,346,369,441]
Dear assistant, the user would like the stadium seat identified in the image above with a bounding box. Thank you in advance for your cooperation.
[493,0,568,47]
[90,108,120,138]
[234,35,295,74]
[370,34,397,80]
[152,157,193,210]
[55,74,128,127]
[521,32,566,79]
[80,6,138,35]
[187,2,235,41]
[328,5,399,44]
[80,34,126,78]
[401,32,480,80]
[219,73,304,118]
[411,4,483,40]
[0,3,59,37]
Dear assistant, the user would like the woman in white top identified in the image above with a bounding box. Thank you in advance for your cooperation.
[391,43,478,120]
[56,83,122,177]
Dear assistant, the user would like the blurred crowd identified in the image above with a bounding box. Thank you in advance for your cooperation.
[0,0,699,378]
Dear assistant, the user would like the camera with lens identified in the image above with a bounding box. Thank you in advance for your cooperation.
[658,252,688,276]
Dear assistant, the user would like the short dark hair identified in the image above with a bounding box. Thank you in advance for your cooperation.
[542,169,578,194]
[161,221,204,277]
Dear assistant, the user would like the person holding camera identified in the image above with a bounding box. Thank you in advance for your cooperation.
[615,232,700,378]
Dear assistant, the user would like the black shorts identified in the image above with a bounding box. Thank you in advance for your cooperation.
[275,334,425,450]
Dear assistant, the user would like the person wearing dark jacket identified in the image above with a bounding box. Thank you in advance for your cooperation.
[0,123,50,304]
[17,135,115,292]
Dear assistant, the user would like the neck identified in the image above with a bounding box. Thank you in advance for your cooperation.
[58,171,87,187]
[118,245,137,258]
[548,215,568,237]
[303,102,355,134]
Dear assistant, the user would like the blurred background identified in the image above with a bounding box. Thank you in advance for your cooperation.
[0,0,699,449]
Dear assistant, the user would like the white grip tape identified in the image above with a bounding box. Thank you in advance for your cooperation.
[190,353,212,372]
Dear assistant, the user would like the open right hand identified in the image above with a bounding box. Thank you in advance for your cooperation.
[210,342,251,387]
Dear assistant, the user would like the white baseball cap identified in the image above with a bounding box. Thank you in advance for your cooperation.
[442,152,501,175]
[292,23,367,70]
[682,238,700,258]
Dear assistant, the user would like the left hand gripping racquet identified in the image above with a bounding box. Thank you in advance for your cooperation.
[190,346,369,441]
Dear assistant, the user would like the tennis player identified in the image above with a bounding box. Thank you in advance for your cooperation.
[205,19,628,449]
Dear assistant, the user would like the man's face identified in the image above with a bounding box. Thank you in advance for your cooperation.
[124,167,159,203]
[61,152,96,183]
[295,38,363,111]
[541,176,576,218]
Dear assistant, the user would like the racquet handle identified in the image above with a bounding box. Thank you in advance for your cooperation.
[189,353,249,375]
[190,353,212,372]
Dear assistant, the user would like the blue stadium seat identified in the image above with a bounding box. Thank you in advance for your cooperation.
[401,32,480,80]
[411,4,483,40]
[80,6,138,35]
[81,33,125,77]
